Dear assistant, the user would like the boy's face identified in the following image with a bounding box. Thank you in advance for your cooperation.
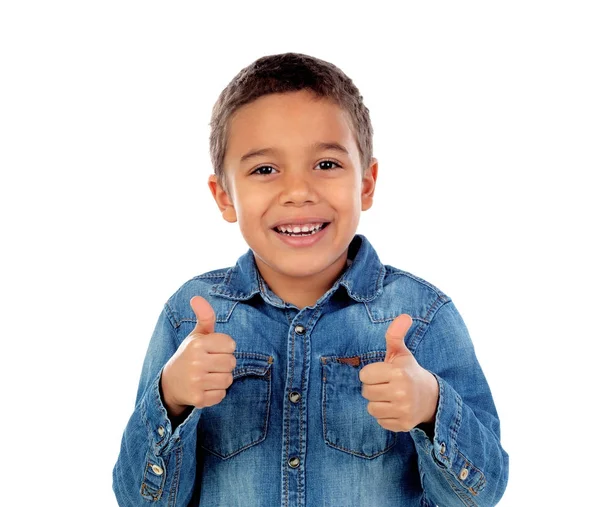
[208,89,377,283]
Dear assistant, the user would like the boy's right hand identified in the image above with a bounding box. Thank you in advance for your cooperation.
[160,296,237,417]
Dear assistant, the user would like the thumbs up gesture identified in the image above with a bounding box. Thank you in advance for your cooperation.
[161,296,237,418]
[359,314,440,432]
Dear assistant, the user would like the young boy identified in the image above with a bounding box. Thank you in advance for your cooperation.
[113,53,508,506]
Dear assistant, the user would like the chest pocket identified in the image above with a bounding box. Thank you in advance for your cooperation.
[198,352,273,459]
[321,351,397,459]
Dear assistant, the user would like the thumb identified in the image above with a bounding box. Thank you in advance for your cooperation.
[190,296,216,335]
[384,314,413,363]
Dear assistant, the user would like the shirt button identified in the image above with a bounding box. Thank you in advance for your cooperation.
[459,468,469,481]
[439,442,446,455]
[289,391,301,403]
[151,464,164,476]
[158,426,165,437]
[288,457,300,468]
[294,325,305,335]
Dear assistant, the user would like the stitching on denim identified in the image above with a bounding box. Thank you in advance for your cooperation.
[173,299,238,327]
[456,449,486,494]
[232,351,272,360]
[449,390,463,456]
[221,300,238,322]
[432,374,445,461]
[192,272,228,279]
[297,308,317,505]
[440,468,475,507]
[424,296,447,324]
[364,301,379,323]
[284,306,296,325]
[163,302,179,329]
[363,299,431,327]
[140,377,167,456]
[140,482,162,502]
[323,350,386,364]
[141,457,165,501]
[167,447,182,506]
[411,298,451,357]
[283,320,295,507]
[383,267,451,301]
[344,264,385,301]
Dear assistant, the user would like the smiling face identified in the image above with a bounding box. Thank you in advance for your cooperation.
[208,89,377,304]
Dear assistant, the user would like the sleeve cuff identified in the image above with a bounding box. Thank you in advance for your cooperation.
[410,373,486,493]
[141,368,201,456]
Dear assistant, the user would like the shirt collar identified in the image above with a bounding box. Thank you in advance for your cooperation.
[209,234,385,307]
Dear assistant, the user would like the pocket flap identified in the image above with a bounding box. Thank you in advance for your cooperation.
[232,352,273,379]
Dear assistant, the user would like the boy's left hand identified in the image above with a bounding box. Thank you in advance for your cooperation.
[359,314,440,432]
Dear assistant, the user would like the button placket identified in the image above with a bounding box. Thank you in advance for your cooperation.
[284,316,310,503]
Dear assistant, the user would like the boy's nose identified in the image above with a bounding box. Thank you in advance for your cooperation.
[279,172,317,205]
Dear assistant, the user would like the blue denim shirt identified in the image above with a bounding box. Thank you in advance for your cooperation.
[113,234,508,506]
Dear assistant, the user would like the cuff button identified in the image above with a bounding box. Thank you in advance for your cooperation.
[151,464,164,476]
[459,467,469,481]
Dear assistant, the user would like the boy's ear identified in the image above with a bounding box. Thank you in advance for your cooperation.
[208,174,237,223]
[361,157,378,211]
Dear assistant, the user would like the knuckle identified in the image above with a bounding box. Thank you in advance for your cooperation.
[391,368,404,379]
[192,392,205,408]
[211,390,226,406]
[191,338,205,351]
[392,388,404,400]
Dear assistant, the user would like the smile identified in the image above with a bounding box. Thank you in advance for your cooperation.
[274,222,330,236]
[271,222,331,247]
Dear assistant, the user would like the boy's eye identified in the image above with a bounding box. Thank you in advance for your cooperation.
[317,160,341,170]
[251,160,341,176]
[252,166,277,176]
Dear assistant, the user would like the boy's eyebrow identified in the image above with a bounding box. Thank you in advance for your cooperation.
[239,142,349,163]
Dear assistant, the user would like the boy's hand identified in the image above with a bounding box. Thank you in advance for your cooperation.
[160,296,237,417]
[359,314,440,432]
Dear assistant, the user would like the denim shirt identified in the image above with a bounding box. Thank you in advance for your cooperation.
[113,234,509,506]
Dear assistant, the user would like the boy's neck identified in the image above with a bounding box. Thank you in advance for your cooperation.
[254,249,350,310]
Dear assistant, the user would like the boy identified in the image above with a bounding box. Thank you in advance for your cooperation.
[113,53,508,506]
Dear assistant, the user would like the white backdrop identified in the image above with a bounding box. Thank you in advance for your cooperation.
[1,1,598,505]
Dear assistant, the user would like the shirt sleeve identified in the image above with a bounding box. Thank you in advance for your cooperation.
[112,303,202,506]
[409,299,509,506]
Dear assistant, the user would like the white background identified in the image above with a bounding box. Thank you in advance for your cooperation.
[1,1,598,505]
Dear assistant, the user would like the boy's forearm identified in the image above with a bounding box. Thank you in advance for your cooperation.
[114,306,203,505]
[410,300,508,505]
[411,378,508,506]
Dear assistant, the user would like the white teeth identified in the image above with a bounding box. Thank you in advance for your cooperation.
[275,222,326,235]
